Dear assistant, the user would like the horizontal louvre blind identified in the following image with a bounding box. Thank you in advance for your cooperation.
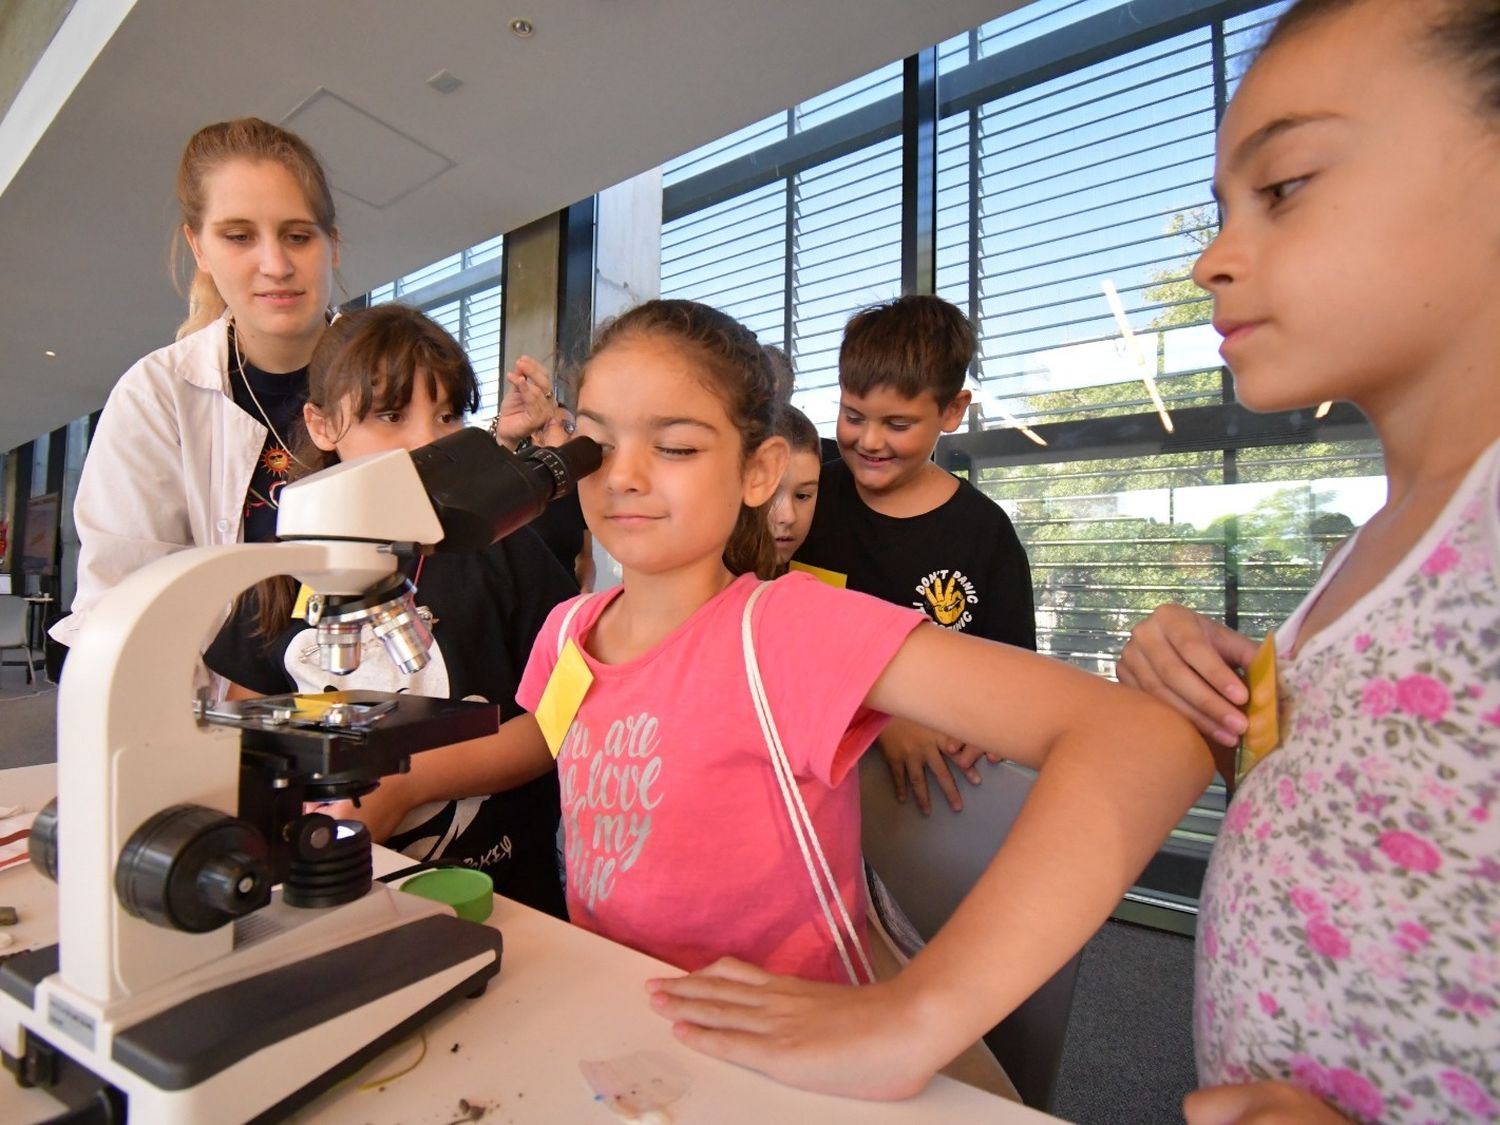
[663,66,906,426]
[662,134,904,433]
[664,112,789,187]
[662,181,789,343]
[796,61,902,130]
[789,137,903,430]
[938,27,1222,429]
[463,285,504,418]
[395,251,464,294]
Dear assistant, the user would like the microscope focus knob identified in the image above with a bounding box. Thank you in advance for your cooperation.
[115,805,272,933]
[27,798,60,883]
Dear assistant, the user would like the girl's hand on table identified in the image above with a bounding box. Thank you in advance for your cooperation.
[646,957,953,1101]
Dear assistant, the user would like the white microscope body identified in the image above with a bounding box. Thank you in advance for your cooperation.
[0,430,597,1123]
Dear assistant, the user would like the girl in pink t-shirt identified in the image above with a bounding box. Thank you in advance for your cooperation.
[1110,1,1500,1121]
[473,298,1207,1098]
[386,299,1201,1093]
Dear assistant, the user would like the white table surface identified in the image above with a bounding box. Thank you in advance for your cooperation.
[1,764,1056,1124]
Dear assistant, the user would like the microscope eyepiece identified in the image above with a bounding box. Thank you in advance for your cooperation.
[409,428,602,551]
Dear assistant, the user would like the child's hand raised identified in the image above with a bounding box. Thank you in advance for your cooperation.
[876,716,980,814]
[1184,1080,1355,1124]
[645,958,951,1101]
[1117,604,1259,749]
[493,355,555,448]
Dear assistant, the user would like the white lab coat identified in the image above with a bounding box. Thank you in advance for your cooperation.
[51,313,270,661]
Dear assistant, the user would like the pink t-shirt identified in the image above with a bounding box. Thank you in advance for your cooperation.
[1195,438,1500,1123]
[517,571,923,981]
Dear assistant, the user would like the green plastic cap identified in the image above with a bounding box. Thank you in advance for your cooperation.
[397,868,495,923]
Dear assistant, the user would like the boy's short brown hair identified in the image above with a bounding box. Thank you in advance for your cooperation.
[838,295,976,408]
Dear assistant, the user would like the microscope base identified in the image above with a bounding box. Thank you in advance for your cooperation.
[2,912,502,1124]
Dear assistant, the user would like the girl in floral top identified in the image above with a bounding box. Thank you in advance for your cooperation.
[648,0,1497,1113]
[1114,0,1500,1121]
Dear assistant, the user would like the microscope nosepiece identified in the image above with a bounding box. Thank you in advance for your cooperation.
[313,587,433,676]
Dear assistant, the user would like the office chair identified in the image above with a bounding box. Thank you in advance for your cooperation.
[859,754,1083,1111]
[0,595,38,688]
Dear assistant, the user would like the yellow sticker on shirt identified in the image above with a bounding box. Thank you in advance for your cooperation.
[291,583,314,619]
[1235,632,1281,784]
[535,638,593,758]
[788,561,847,588]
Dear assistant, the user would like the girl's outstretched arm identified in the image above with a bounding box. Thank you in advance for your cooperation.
[317,713,554,841]
[648,624,1212,1099]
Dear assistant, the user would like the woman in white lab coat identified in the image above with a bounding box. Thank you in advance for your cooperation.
[52,118,341,658]
[53,118,557,678]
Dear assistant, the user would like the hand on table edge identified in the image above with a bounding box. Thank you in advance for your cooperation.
[642,956,967,1102]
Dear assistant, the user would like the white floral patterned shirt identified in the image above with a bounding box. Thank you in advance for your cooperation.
[1195,438,1500,1123]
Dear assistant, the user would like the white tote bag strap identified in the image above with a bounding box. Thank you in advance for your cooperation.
[741,582,874,986]
[556,594,596,659]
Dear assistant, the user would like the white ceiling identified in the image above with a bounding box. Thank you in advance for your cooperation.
[0,0,1023,452]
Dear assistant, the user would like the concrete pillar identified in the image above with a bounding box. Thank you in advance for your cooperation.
[593,170,663,323]
[501,214,563,374]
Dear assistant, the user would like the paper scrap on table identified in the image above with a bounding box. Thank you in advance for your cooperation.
[580,1050,690,1122]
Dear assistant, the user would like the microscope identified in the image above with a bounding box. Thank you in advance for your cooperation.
[0,428,599,1123]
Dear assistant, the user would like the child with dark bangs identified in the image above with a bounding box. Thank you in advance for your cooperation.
[205,304,578,918]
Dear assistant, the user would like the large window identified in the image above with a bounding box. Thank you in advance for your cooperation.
[654,0,1380,929]
[662,65,906,430]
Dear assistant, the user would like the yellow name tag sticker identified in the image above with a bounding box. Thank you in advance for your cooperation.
[1235,631,1281,784]
[535,638,593,758]
[291,583,314,619]
[788,561,847,588]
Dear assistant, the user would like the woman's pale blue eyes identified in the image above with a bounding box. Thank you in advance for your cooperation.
[219,229,317,245]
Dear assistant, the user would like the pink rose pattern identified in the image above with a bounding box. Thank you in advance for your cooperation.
[1195,451,1500,1123]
